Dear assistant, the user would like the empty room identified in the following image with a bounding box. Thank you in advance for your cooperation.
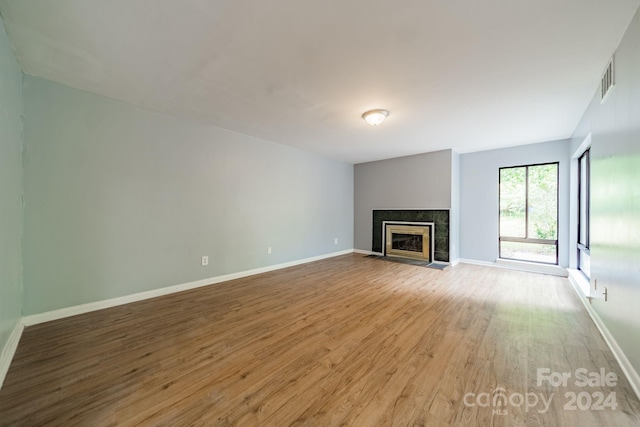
[1,1,640,425]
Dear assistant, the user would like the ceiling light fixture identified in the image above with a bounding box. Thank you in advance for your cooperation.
[362,109,389,126]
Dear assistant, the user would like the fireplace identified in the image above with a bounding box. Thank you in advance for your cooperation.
[383,222,434,262]
[373,210,449,262]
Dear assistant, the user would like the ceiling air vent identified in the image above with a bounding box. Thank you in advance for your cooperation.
[601,56,615,103]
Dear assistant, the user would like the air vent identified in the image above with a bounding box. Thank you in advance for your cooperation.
[601,56,615,103]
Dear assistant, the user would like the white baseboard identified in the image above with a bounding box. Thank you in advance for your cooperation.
[22,249,354,327]
[450,258,461,267]
[458,258,568,277]
[0,320,24,390]
[568,273,640,402]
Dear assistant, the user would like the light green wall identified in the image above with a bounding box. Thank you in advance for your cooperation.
[570,7,640,375]
[22,76,353,315]
[0,19,23,354]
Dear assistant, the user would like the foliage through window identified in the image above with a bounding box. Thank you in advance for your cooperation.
[499,163,558,264]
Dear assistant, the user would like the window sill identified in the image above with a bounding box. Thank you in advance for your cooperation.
[496,258,567,277]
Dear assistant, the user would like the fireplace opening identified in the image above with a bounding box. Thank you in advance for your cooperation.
[383,222,434,262]
[392,234,423,252]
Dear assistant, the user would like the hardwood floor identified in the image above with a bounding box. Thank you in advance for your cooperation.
[1,254,639,426]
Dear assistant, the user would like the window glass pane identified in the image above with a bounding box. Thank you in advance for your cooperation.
[579,154,588,246]
[500,241,556,264]
[527,164,558,240]
[500,167,526,238]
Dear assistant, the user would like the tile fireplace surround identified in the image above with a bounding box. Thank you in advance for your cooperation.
[372,210,450,263]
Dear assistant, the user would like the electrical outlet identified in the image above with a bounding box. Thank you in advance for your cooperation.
[267,246,272,255]
[334,238,338,245]
[201,255,209,266]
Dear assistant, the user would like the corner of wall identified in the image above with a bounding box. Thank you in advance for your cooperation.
[450,151,461,261]
[19,71,25,319]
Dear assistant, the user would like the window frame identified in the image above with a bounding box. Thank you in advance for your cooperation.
[498,162,560,265]
[577,149,590,276]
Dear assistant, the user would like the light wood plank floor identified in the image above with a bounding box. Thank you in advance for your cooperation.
[1,254,639,426]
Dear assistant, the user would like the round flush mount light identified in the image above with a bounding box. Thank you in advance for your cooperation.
[362,109,389,126]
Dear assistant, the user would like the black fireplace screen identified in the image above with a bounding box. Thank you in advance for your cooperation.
[391,233,423,252]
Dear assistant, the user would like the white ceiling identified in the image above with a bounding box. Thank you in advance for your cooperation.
[1,0,638,164]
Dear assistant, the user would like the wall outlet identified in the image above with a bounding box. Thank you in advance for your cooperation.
[267,246,272,255]
[334,238,338,245]
[201,255,209,266]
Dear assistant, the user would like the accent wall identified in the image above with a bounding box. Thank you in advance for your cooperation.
[354,149,456,255]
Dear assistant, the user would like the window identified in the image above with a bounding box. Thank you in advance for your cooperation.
[499,163,559,264]
[578,149,590,277]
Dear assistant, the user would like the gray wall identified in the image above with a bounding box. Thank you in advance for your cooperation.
[569,8,640,375]
[459,140,571,265]
[353,150,453,252]
[22,76,353,315]
[0,20,23,357]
